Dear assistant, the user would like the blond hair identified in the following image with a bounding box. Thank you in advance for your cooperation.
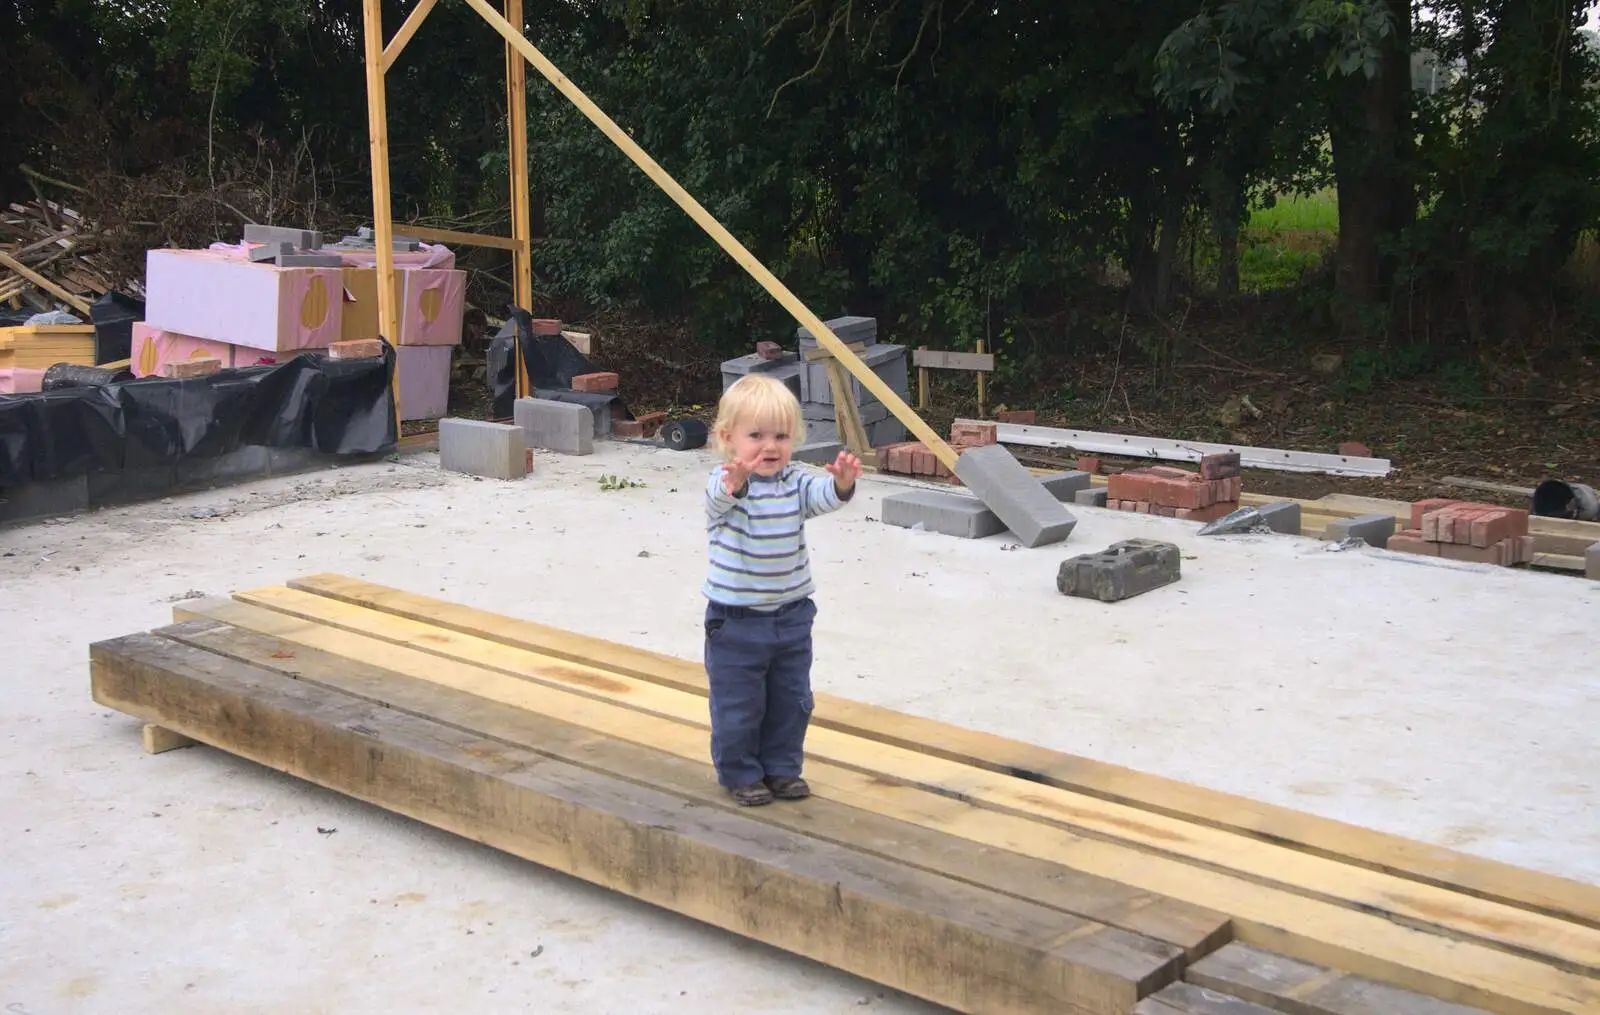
[711,373,805,458]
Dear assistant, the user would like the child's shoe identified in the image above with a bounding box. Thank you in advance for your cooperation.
[765,776,810,800]
[728,781,774,806]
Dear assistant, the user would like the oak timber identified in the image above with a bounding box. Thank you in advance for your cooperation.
[1187,942,1494,1015]
[90,631,1181,1015]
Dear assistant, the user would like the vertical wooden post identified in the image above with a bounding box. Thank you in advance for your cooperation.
[505,0,534,399]
[363,0,403,431]
[975,339,986,418]
[917,345,930,410]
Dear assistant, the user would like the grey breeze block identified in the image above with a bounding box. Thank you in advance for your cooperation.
[514,397,594,455]
[1324,512,1396,549]
[440,418,528,480]
[881,490,1006,540]
[719,353,802,401]
[243,224,322,250]
[1586,541,1599,580]
[1058,538,1181,603]
[953,443,1078,548]
[1257,500,1302,535]
[1040,470,1093,502]
[1074,487,1109,508]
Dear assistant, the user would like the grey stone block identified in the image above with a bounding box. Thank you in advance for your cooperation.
[792,441,844,465]
[799,343,909,408]
[276,253,345,268]
[881,490,1005,539]
[1586,541,1600,580]
[248,242,294,263]
[1040,470,1093,502]
[802,398,891,426]
[439,418,528,479]
[0,476,90,524]
[719,354,802,400]
[533,388,616,437]
[802,415,906,448]
[1057,538,1181,603]
[952,443,1078,548]
[244,224,321,249]
[1074,487,1109,508]
[1325,512,1396,548]
[514,397,594,455]
[1257,500,1302,535]
[796,315,877,344]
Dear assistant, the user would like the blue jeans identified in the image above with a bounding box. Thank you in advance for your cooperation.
[703,597,817,788]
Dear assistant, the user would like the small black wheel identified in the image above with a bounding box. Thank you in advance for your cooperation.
[661,418,709,450]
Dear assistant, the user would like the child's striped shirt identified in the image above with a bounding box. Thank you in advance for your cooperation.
[703,463,851,607]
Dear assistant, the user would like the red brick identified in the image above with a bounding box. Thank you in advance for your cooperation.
[1153,505,1177,517]
[1409,498,1462,530]
[526,448,535,471]
[1106,473,1148,502]
[330,338,383,360]
[1199,452,1241,480]
[1076,456,1101,474]
[1134,502,1151,514]
[1387,531,1441,557]
[755,341,784,360]
[1515,534,1535,564]
[1224,476,1242,501]
[635,410,667,436]
[1339,441,1373,458]
[1466,509,1519,549]
[1146,465,1195,480]
[572,372,619,393]
[162,357,222,379]
[531,318,563,335]
[1440,540,1509,565]
[1106,499,1122,510]
[950,422,998,447]
[914,448,937,475]
[612,420,645,438]
[996,410,1036,425]
[1174,502,1236,523]
[1147,476,1214,510]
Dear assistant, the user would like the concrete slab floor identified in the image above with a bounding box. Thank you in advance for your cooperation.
[3,443,1597,1014]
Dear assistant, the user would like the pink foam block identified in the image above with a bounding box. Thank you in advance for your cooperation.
[394,268,466,346]
[0,368,46,394]
[132,322,328,376]
[397,344,451,421]
[144,249,345,352]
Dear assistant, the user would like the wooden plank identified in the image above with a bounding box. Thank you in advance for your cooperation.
[279,573,1600,934]
[168,598,1600,1013]
[1188,942,1493,1015]
[395,223,520,252]
[458,0,961,470]
[801,340,867,362]
[912,349,996,372]
[141,723,195,754]
[1136,982,1283,1014]
[0,250,93,315]
[199,589,1600,982]
[825,358,871,454]
[360,0,402,432]
[163,616,1230,958]
[988,421,1392,478]
[380,0,438,71]
[90,631,1181,1015]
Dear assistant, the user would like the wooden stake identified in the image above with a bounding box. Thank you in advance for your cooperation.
[975,339,987,417]
[458,0,959,470]
[363,0,403,432]
[504,0,534,399]
[381,0,438,72]
[0,250,92,316]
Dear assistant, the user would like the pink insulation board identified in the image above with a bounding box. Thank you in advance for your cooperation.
[131,322,327,377]
[0,368,45,394]
[144,249,345,352]
[394,268,466,347]
[397,344,451,421]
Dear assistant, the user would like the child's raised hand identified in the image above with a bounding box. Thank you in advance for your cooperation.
[826,449,862,492]
[722,452,760,494]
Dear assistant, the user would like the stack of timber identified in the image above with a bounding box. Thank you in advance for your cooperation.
[0,199,125,314]
[89,574,1600,1015]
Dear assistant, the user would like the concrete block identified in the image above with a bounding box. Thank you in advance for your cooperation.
[1074,487,1109,508]
[1040,470,1092,502]
[803,415,906,448]
[953,443,1078,548]
[796,315,877,345]
[1057,539,1181,603]
[802,398,890,425]
[514,397,594,455]
[793,442,844,466]
[0,475,90,524]
[532,389,614,437]
[881,490,1005,540]
[1325,512,1396,549]
[248,242,294,263]
[799,343,909,408]
[1587,541,1600,580]
[439,418,528,479]
[244,224,321,249]
[719,354,802,400]
[276,253,345,268]
[1257,500,1302,535]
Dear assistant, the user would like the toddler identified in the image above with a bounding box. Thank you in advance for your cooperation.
[702,372,861,806]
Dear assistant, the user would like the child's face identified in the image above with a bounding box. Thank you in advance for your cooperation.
[722,413,794,476]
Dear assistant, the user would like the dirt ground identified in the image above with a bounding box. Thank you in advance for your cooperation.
[3,441,1597,1013]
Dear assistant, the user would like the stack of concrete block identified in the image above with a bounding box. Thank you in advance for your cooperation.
[1387,499,1534,565]
[1104,454,1241,523]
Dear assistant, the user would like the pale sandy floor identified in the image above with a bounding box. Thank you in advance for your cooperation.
[3,441,1596,1014]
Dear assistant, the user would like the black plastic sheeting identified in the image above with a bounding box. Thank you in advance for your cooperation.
[0,343,398,489]
[487,308,625,418]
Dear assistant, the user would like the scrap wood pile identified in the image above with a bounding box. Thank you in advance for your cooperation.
[0,199,131,313]
[90,573,1600,1015]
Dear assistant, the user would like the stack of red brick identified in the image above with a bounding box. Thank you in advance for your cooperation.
[1389,499,1534,565]
[1104,453,1242,523]
[876,421,996,480]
